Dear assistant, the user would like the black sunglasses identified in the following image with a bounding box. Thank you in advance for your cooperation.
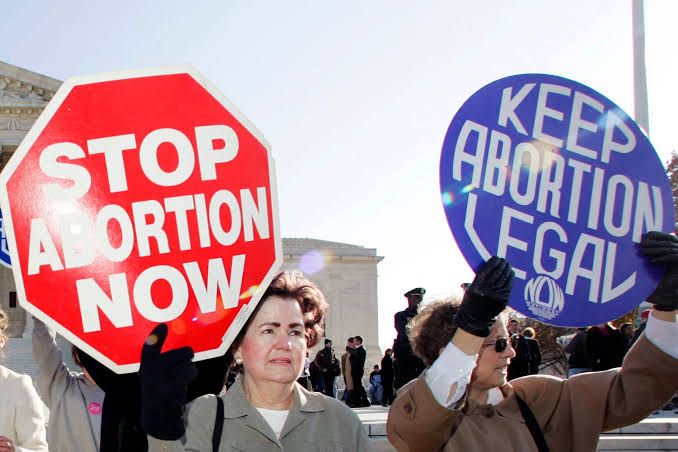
[493,337,509,353]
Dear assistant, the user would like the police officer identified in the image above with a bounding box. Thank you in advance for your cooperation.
[393,287,426,389]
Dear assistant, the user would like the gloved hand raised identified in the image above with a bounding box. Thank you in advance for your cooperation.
[139,323,197,440]
[640,231,678,311]
[454,256,514,337]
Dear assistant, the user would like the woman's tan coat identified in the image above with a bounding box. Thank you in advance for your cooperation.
[341,350,354,390]
[387,336,678,452]
[149,377,372,451]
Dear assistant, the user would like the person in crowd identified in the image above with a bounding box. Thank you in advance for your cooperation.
[620,323,635,350]
[380,348,395,406]
[563,327,593,377]
[388,234,678,451]
[309,354,324,393]
[142,271,372,451]
[32,317,105,451]
[349,335,370,407]
[315,338,340,397]
[393,288,426,389]
[506,319,530,380]
[631,309,650,346]
[0,309,48,452]
[369,364,383,405]
[340,337,354,404]
[587,321,627,371]
[297,351,311,390]
[522,327,541,375]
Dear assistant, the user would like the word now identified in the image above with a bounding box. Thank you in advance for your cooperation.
[78,255,245,332]
[39,125,239,199]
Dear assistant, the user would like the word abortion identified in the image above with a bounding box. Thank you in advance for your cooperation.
[452,83,663,304]
[26,124,270,331]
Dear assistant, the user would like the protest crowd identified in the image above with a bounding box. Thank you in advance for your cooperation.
[0,232,676,451]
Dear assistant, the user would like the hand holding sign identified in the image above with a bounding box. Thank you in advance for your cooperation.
[641,232,678,311]
[139,323,197,440]
[455,256,514,337]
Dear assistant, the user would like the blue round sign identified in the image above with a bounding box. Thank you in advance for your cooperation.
[0,207,11,268]
[440,74,673,327]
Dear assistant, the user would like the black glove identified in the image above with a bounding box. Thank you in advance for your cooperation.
[139,323,197,440]
[454,256,514,337]
[640,231,678,311]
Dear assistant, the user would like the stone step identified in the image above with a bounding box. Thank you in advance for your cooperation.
[610,417,678,434]
[355,407,678,452]
[598,434,678,451]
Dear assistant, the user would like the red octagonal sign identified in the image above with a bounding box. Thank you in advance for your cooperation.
[0,67,282,373]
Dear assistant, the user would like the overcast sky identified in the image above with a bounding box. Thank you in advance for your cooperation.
[2,1,677,349]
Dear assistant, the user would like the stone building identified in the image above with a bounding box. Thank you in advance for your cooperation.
[0,61,384,382]
[0,60,60,341]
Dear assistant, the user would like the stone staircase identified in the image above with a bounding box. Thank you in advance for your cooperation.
[354,406,678,452]
[599,414,678,451]
[3,317,78,382]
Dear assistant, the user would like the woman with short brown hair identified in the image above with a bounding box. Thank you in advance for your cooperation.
[142,271,372,451]
[388,239,678,452]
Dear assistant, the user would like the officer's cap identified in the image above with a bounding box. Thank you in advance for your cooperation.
[404,287,426,297]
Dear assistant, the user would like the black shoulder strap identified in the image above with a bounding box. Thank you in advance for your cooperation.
[515,395,549,452]
[212,396,224,452]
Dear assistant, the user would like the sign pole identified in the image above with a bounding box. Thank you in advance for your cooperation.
[632,0,650,136]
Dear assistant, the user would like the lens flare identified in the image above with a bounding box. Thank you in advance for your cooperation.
[239,285,259,300]
[299,249,332,274]
[461,184,475,194]
[171,318,187,335]
[441,191,455,206]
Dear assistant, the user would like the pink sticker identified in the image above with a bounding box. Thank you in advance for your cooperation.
[88,401,102,415]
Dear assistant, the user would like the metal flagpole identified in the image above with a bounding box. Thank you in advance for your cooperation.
[632,0,650,136]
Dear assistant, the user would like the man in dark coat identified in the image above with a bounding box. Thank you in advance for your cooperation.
[349,335,370,407]
[564,328,594,377]
[506,319,530,380]
[380,348,395,405]
[587,322,627,371]
[393,287,426,389]
[315,338,339,397]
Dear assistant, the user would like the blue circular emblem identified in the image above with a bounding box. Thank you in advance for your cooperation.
[0,207,11,268]
[440,74,673,327]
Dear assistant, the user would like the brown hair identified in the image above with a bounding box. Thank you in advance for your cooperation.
[407,296,462,366]
[522,327,536,338]
[0,308,8,358]
[232,271,328,351]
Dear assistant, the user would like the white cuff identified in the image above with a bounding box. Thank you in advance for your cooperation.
[424,341,477,408]
[644,313,678,359]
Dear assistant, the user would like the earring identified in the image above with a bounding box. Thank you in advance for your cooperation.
[235,356,243,365]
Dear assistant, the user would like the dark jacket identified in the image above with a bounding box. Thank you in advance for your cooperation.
[587,324,626,371]
[350,346,367,377]
[565,330,593,369]
[381,355,394,380]
[525,338,541,375]
[507,334,530,380]
[316,347,337,375]
[393,307,425,387]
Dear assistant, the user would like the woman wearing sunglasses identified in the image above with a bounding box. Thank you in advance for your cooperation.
[387,233,678,452]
